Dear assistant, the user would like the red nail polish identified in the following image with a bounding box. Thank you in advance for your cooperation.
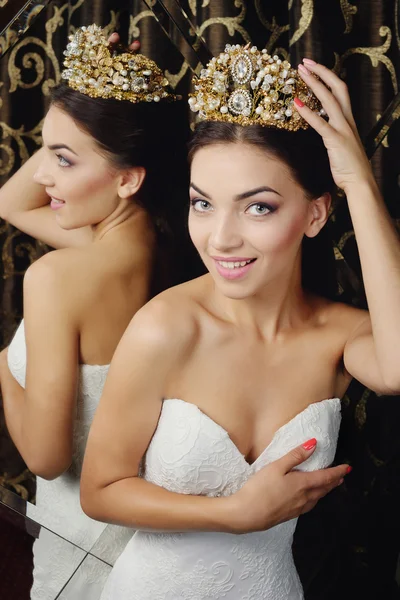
[346,466,352,474]
[302,438,317,451]
[294,97,305,108]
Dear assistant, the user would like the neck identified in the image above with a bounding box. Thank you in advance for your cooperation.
[213,252,314,338]
[91,199,153,245]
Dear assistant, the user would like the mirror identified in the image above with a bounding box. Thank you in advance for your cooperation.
[0,0,52,58]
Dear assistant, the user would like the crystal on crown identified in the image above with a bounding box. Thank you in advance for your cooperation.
[231,54,253,84]
[61,24,179,104]
[189,43,324,131]
[228,89,252,116]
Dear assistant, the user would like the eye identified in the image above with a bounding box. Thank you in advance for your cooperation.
[246,203,274,216]
[190,199,212,213]
[55,154,72,168]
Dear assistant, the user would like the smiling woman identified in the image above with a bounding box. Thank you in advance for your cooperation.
[34,105,132,228]
[0,24,193,600]
[188,121,337,299]
[80,45,400,600]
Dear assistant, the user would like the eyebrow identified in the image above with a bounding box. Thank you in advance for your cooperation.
[236,186,282,200]
[190,183,282,200]
[48,144,78,156]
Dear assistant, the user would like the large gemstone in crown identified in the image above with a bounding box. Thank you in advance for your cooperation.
[231,53,253,84]
[131,76,145,92]
[228,89,252,116]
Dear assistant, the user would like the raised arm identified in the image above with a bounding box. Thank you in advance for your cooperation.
[0,251,81,479]
[0,31,139,249]
[81,298,350,534]
[296,60,400,395]
[0,149,92,248]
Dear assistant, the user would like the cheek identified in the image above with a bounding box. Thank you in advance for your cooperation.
[62,168,117,203]
[250,211,308,254]
[188,214,207,251]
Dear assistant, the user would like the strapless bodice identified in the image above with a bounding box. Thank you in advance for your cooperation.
[101,396,342,599]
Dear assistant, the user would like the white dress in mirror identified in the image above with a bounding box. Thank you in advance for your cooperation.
[101,397,341,600]
[7,320,134,600]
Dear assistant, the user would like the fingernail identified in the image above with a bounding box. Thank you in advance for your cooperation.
[298,63,310,75]
[303,58,316,65]
[302,438,317,451]
[294,97,305,108]
[346,466,353,475]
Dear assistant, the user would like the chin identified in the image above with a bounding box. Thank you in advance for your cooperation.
[55,214,89,230]
[213,278,259,300]
[55,218,76,230]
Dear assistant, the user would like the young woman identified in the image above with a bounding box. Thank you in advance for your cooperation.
[0,24,193,599]
[80,47,400,599]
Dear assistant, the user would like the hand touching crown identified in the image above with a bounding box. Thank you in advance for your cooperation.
[189,43,325,131]
[62,24,179,104]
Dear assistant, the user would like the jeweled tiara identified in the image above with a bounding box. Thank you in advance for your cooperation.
[62,24,179,104]
[189,43,325,131]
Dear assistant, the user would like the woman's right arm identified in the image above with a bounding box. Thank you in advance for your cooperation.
[81,299,350,534]
[0,149,92,248]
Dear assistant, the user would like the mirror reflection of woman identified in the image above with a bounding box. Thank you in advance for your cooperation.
[0,25,193,600]
[81,48,400,599]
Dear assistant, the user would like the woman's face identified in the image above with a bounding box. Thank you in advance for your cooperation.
[34,105,123,229]
[189,142,327,300]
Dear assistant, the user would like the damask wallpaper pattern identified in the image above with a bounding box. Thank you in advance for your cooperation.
[0,1,399,598]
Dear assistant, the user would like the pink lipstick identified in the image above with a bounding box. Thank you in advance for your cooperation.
[211,256,256,281]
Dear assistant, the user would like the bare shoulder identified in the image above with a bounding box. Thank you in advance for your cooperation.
[24,248,72,288]
[25,245,89,277]
[320,299,370,335]
[122,276,207,357]
[23,246,92,306]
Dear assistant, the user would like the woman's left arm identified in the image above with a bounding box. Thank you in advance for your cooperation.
[0,252,80,478]
[296,60,400,395]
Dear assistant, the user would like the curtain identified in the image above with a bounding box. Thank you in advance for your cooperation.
[0,1,399,597]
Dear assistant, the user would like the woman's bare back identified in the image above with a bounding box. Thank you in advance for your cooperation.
[35,212,155,366]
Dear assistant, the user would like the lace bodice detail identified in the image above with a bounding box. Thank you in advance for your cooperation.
[101,397,342,600]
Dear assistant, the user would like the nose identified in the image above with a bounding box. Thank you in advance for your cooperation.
[33,159,55,187]
[209,212,243,253]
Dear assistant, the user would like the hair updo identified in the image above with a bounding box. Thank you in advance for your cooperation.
[188,121,338,299]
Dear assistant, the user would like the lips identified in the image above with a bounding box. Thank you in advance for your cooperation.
[211,256,256,281]
[50,197,65,210]
[217,259,253,269]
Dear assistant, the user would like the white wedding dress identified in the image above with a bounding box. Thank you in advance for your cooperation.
[101,397,341,600]
[7,321,134,600]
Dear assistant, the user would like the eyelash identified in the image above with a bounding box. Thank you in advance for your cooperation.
[246,202,276,216]
[55,153,72,168]
[190,199,212,212]
[190,199,276,216]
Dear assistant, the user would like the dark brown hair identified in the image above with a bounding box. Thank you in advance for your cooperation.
[188,121,338,299]
[51,83,199,290]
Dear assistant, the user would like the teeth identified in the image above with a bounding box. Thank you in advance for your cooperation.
[218,259,252,269]
[51,197,64,204]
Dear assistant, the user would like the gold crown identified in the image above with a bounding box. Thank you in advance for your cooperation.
[189,44,325,131]
[61,24,179,104]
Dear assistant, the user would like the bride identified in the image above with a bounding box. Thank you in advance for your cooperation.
[0,25,192,600]
[81,46,400,599]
